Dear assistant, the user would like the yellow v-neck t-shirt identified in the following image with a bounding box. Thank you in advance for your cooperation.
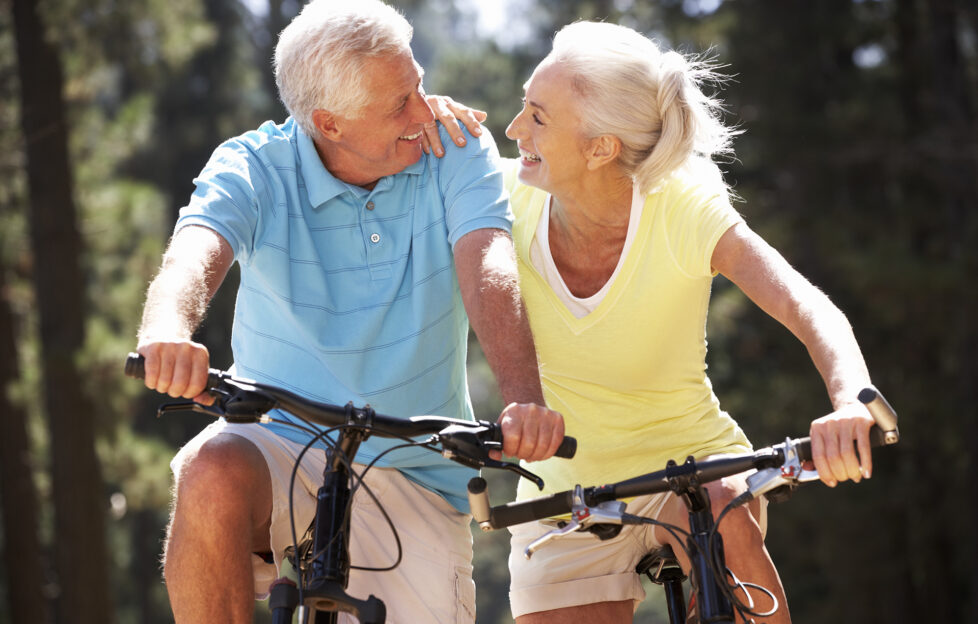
[506,161,753,500]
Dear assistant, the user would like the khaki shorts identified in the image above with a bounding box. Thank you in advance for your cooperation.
[171,420,475,624]
[508,488,768,618]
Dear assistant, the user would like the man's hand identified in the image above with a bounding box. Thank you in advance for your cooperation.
[421,95,487,157]
[494,402,566,462]
[136,340,214,405]
[808,402,875,487]
[135,225,233,406]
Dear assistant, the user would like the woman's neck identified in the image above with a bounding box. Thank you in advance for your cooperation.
[550,171,634,243]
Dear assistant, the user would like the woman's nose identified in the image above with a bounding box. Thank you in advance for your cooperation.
[505,112,524,141]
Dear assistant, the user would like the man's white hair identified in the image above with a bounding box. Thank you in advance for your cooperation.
[274,0,413,136]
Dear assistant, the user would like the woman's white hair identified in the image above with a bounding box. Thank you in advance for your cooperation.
[274,0,413,137]
[547,21,736,194]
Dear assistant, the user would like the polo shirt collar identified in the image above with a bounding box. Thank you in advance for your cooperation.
[295,123,351,208]
[294,121,428,207]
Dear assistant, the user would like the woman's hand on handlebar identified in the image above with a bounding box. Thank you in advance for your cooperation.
[136,340,215,405]
[808,402,875,487]
[421,95,487,157]
[495,402,566,462]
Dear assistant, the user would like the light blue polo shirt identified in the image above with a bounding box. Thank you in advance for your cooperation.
[175,117,512,511]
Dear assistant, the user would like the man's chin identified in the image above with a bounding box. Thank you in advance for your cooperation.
[400,142,424,165]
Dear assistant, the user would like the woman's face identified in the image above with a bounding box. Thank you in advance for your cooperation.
[505,61,592,195]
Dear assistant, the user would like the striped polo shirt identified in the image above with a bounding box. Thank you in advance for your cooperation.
[175,117,512,511]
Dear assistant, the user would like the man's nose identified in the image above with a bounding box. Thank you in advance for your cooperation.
[413,90,435,124]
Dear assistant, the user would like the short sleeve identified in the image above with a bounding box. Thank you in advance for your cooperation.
[175,139,265,264]
[661,170,744,278]
[435,125,513,247]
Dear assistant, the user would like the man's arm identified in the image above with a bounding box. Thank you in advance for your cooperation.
[137,225,234,401]
[453,228,565,461]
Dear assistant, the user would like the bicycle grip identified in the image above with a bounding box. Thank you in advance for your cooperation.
[468,477,492,526]
[125,353,145,379]
[124,353,223,391]
[487,424,576,459]
[859,387,899,445]
[554,436,577,459]
[477,489,575,530]
[796,388,899,461]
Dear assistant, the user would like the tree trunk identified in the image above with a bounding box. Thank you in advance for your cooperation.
[0,261,50,624]
[10,0,113,622]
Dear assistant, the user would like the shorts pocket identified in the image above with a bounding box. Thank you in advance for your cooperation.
[454,564,476,624]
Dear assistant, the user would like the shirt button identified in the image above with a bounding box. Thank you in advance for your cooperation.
[366,201,375,210]
[370,233,381,243]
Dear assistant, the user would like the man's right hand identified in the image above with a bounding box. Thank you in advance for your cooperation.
[495,402,566,462]
[136,340,213,404]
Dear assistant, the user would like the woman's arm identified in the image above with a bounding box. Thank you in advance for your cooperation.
[711,222,875,487]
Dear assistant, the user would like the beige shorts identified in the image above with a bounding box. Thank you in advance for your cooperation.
[171,420,475,624]
[508,489,768,618]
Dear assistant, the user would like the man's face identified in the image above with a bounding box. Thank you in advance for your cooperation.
[320,49,435,188]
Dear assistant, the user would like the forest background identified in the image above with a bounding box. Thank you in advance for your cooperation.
[1,0,976,622]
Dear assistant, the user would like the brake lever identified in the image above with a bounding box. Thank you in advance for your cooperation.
[157,400,226,419]
[523,485,627,558]
[155,383,275,424]
[436,423,546,489]
[746,437,820,503]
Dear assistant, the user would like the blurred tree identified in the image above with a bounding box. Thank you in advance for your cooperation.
[2,0,229,620]
[0,247,48,624]
[10,0,113,621]
[712,0,977,622]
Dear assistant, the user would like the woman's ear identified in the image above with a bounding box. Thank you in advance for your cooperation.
[312,109,342,142]
[585,134,622,171]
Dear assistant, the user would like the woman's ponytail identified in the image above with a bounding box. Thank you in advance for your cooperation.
[548,22,736,194]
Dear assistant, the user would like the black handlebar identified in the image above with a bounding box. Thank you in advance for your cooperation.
[469,387,899,531]
[125,352,577,460]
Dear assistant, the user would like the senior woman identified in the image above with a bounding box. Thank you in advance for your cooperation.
[428,21,877,624]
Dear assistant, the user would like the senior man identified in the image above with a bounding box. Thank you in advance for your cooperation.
[135,1,564,622]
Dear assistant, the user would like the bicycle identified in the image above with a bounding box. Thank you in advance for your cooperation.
[466,387,900,623]
[124,353,575,624]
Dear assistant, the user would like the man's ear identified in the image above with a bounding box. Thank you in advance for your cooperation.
[585,134,622,171]
[312,109,341,142]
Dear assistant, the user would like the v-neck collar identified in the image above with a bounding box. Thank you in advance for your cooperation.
[524,184,652,332]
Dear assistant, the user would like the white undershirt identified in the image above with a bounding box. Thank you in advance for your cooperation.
[528,183,644,318]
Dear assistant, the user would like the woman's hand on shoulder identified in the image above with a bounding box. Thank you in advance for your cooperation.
[422,95,487,157]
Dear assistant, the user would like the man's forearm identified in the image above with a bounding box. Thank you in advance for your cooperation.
[454,229,545,406]
[138,226,233,344]
[138,261,210,343]
[473,290,545,406]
